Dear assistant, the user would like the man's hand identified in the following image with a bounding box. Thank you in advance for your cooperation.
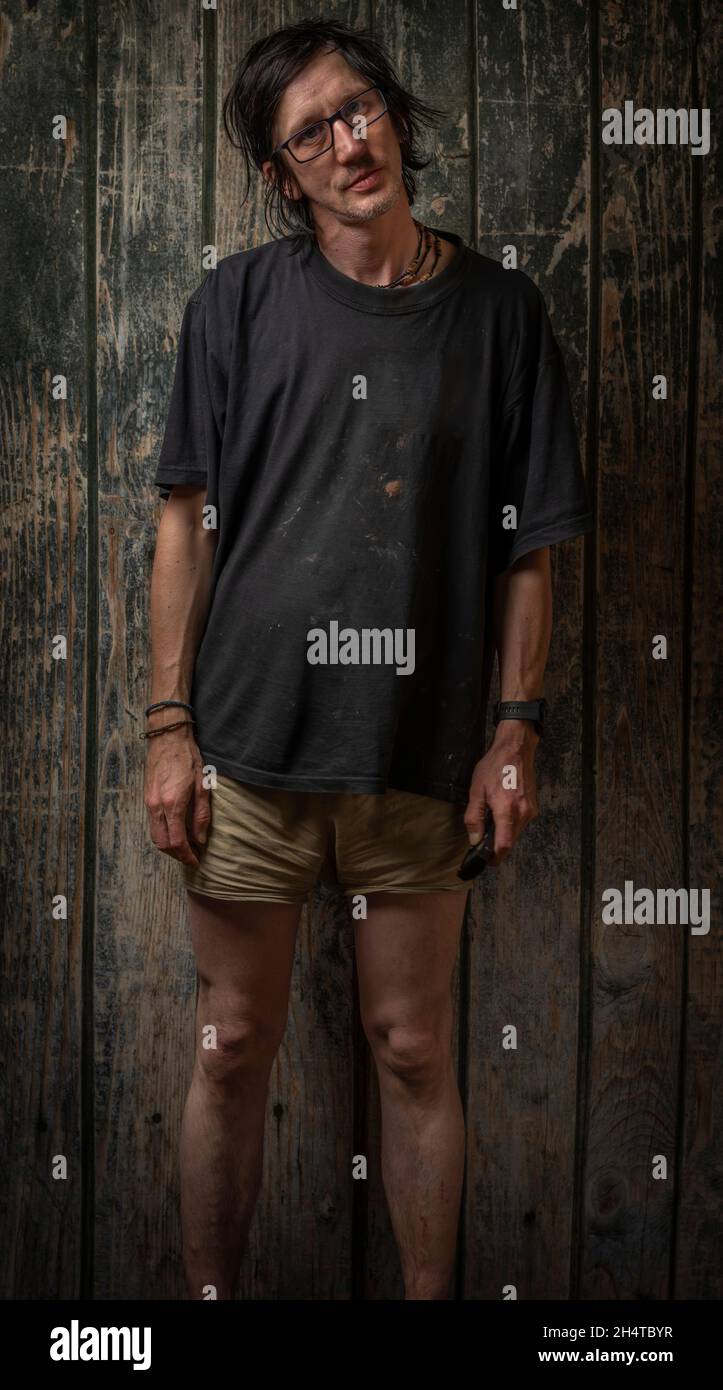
[464,721,540,867]
[143,725,211,869]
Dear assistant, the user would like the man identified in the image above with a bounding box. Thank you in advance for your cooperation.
[144,18,593,1300]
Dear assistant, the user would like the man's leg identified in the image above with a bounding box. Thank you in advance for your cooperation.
[353,890,468,1300]
[180,890,302,1299]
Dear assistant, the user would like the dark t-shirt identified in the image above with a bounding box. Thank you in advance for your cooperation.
[153,229,593,805]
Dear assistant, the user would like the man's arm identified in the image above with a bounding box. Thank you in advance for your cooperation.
[492,545,552,715]
[144,486,218,867]
[464,547,551,862]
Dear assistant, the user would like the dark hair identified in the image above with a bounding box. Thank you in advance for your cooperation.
[222,15,447,249]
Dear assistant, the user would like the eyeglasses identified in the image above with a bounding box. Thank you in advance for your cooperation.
[271,85,388,163]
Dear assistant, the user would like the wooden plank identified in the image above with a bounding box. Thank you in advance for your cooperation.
[579,0,691,1298]
[462,0,590,1298]
[675,0,723,1298]
[0,0,88,1297]
[216,0,367,1300]
[93,0,204,1297]
[363,0,475,1300]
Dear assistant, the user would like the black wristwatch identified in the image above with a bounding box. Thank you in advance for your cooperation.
[492,698,546,737]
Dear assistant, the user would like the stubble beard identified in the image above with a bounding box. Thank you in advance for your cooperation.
[325,167,405,225]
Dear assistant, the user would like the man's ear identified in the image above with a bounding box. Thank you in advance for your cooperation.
[261,158,302,202]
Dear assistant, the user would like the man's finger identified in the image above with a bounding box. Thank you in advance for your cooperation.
[489,809,520,864]
[190,779,211,847]
[463,795,488,845]
[165,808,200,867]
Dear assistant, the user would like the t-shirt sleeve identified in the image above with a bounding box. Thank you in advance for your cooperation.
[488,279,594,575]
[153,274,221,500]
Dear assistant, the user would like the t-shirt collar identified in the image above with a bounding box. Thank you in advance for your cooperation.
[299,226,468,315]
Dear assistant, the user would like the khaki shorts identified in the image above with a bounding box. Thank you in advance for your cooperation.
[182,774,474,904]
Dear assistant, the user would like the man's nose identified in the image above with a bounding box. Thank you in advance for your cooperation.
[332,119,370,163]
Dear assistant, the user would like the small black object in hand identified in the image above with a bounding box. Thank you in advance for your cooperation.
[457,808,496,881]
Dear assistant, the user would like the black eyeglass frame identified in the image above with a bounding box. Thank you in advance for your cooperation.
[270,85,389,163]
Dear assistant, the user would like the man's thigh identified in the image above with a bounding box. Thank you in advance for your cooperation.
[187,891,303,1039]
[352,890,468,1035]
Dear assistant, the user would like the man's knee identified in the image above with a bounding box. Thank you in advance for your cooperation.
[195,1011,285,1083]
[365,1019,452,1088]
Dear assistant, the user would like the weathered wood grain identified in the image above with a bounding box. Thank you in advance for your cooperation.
[93,0,205,1297]
[462,0,590,1299]
[0,0,88,1299]
[580,0,692,1299]
[675,0,723,1300]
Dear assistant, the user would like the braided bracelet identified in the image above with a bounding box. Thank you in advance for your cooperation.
[141,718,196,740]
[145,699,195,718]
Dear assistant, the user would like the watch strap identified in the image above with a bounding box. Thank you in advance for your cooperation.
[493,698,546,736]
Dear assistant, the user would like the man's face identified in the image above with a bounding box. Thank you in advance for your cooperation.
[263,49,405,227]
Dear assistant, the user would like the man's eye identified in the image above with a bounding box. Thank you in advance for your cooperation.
[299,123,323,143]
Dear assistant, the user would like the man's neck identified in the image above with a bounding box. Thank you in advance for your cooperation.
[312,207,453,287]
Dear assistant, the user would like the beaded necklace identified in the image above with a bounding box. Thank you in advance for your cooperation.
[374,219,442,288]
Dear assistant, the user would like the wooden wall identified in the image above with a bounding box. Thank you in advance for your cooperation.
[1,0,720,1300]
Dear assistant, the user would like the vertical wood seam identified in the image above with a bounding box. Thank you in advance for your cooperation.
[569,0,600,1302]
[670,0,702,1301]
[203,1,217,259]
[80,0,99,1301]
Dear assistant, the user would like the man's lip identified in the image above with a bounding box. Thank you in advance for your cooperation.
[346,167,380,188]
